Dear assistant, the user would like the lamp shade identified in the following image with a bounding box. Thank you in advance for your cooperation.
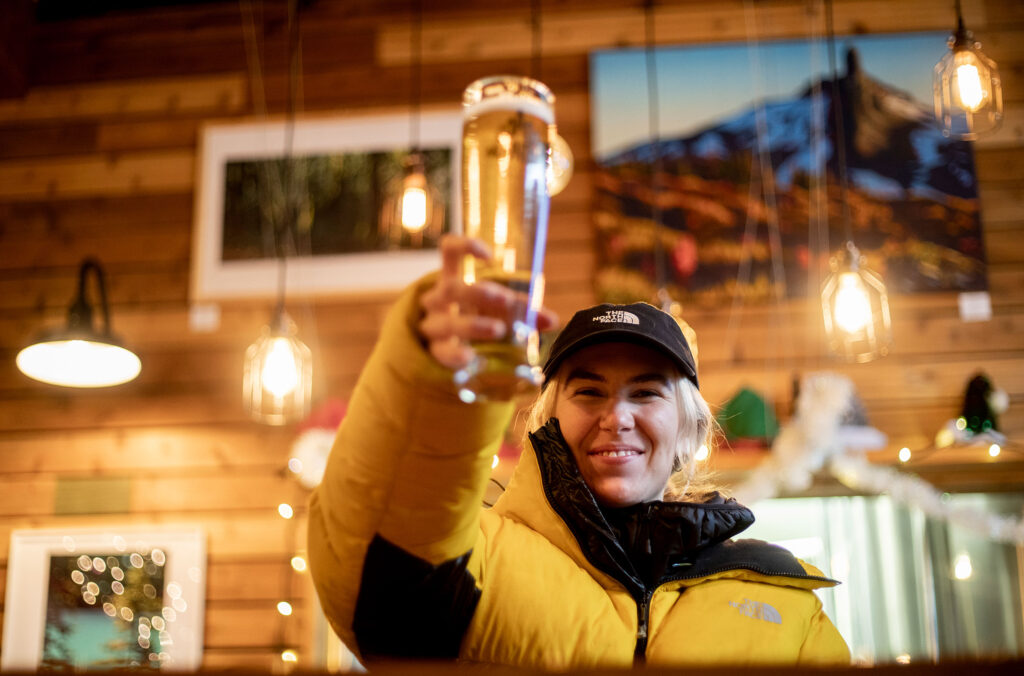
[16,259,141,387]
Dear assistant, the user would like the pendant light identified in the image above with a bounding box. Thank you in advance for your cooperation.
[819,0,892,362]
[530,0,574,196]
[242,0,313,425]
[380,0,443,247]
[933,0,1002,140]
[17,258,142,388]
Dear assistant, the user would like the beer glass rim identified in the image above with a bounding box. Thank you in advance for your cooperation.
[462,75,555,112]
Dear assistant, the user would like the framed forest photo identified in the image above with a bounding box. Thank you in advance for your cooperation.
[1,527,206,672]
[192,109,463,301]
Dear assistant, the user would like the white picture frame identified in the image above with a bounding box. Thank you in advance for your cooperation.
[1,526,206,672]
[191,109,463,301]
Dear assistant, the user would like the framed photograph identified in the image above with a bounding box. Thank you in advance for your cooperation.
[590,32,987,307]
[1,527,206,672]
[191,109,463,301]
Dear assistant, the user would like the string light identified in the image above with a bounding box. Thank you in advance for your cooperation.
[281,650,298,663]
[988,443,1001,458]
[290,555,307,572]
[898,447,911,463]
[695,445,710,462]
[278,503,294,519]
[277,601,294,616]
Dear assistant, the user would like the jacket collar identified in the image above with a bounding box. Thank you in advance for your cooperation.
[498,418,756,597]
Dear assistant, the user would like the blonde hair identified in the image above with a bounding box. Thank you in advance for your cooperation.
[523,368,721,503]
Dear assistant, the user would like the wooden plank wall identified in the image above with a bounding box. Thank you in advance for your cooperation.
[0,0,1021,669]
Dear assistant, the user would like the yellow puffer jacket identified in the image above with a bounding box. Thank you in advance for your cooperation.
[308,279,850,669]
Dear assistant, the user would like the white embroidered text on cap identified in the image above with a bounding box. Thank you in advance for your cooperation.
[592,310,640,325]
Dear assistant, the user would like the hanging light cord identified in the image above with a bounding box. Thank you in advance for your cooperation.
[824,0,854,249]
[409,0,422,152]
[643,0,668,297]
[530,0,542,81]
[808,0,830,301]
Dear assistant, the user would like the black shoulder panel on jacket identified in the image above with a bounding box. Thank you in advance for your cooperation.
[686,538,838,583]
[353,534,481,660]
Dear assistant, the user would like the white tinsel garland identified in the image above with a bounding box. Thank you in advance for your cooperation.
[733,372,1024,546]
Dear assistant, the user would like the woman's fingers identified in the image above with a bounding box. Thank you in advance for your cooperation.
[439,234,491,278]
[419,234,561,371]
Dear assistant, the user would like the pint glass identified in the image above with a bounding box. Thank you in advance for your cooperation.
[454,76,554,403]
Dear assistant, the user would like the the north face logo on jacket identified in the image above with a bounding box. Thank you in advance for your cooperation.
[729,598,782,624]
[592,310,640,325]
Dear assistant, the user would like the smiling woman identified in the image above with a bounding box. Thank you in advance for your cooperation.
[307,235,851,669]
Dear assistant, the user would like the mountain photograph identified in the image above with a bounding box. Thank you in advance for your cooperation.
[590,33,987,307]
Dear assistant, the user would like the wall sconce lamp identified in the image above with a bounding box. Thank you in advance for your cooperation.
[933,0,1002,139]
[16,258,142,387]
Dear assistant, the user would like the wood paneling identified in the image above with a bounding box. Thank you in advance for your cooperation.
[0,0,1021,669]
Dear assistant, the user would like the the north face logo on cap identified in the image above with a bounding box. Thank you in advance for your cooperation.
[592,310,640,325]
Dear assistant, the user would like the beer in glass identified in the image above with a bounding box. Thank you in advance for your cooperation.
[454,76,554,403]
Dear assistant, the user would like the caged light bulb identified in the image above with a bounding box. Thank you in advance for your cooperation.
[262,338,300,398]
[833,273,872,334]
[400,179,428,232]
[955,56,984,111]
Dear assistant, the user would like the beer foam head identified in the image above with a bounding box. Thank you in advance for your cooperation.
[464,94,554,125]
[462,76,555,125]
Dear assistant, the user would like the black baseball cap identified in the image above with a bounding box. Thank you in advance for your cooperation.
[542,302,699,389]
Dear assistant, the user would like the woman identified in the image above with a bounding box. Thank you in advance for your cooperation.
[308,236,849,668]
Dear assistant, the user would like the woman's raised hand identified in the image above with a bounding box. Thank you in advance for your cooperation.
[419,235,558,370]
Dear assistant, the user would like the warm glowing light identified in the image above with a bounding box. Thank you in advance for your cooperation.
[400,185,428,232]
[934,22,1003,140]
[989,443,1001,458]
[896,654,911,665]
[277,601,293,616]
[288,457,303,474]
[278,503,294,519]
[281,650,298,663]
[898,447,911,463]
[290,556,307,572]
[262,338,300,398]
[491,454,500,469]
[834,273,872,333]
[547,132,574,196]
[244,313,313,426]
[955,417,967,431]
[954,553,973,580]
[17,339,141,387]
[955,60,984,111]
[695,445,710,462]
